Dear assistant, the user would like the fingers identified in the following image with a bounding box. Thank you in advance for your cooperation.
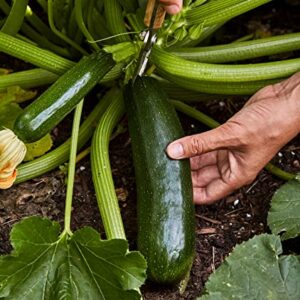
[193,179,236,205]
[166,125,240,159]
[159,0,182,14]
[190,152,217,170]
[192,165,220,188]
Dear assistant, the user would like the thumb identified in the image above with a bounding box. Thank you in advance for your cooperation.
[166,125,238,159]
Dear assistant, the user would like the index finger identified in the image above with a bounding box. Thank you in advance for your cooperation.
[159,0,182,14]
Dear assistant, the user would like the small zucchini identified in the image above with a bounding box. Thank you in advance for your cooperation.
[14,50,115,143]
[124,76,195,284]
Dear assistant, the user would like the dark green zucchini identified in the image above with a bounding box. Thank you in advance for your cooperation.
[13,50,115,143]
[124,76,195,284]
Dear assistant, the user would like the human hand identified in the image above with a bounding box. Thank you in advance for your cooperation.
[159,0,183,14]
[167,72,300,204]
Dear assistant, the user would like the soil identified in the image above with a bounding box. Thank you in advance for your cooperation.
[0,1,300,299]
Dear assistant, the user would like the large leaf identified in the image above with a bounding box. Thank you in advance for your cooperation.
[268,179,300,240]
[0,216,147,300]
[198,234,300,300]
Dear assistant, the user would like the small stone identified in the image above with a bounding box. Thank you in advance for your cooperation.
[233,199,239,206]
[277,152,283,157]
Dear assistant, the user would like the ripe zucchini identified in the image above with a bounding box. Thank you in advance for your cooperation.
[124,76,195,284]
[13,51,115,143]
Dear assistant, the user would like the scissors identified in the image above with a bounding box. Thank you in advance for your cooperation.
[132,0,166,82]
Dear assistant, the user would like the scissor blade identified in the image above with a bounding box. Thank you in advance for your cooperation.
[132,30,157,82]
[132,0,165,82]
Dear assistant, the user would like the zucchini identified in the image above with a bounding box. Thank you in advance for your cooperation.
[13,50,115,143]
[124,76,195,284]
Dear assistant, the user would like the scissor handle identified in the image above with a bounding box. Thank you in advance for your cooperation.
[144,0,166,29]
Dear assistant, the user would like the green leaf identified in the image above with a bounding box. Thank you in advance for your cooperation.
[268,180,300,240]
[0,103,23,129]
[104,42,139,63]
[24,134,53,161]
[198,234,300,300]
[0,86,36,104]
[0,216,147,300]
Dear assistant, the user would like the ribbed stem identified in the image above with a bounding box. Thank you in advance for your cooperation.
[16,94,111,183]
[1,0,28,35]
[47,0,88,55]
[0,32,123,82]
[103,0,130,43]
[170,100,296,181]
[158,70,281,95]
[171,32,300,63]
[0,68,58,93]
[91,87,126,240]
[186,0,271,26]
[151,46,300,82]
[75,0,100,51]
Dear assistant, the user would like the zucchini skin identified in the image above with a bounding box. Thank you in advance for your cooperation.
[13,51,115,143]
[125,77,195,284]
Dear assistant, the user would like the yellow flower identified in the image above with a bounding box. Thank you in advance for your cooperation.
[0,129,26,189]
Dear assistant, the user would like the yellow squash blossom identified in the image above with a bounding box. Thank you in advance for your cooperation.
[0,129,26,189]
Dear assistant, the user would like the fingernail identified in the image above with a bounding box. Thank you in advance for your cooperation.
[166,4,180,15]
[167,143,184,158]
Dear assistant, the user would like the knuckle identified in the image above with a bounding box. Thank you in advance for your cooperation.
[188,137,203,156]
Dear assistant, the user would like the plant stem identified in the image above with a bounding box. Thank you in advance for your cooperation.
[48,0,88,55]
[103,0,130,43]
[171,32,300,63]
[16,94,111,183]
[1,0,28,35]
[91,87,126,239]
[75,0,100,51]
[25,5,65,46]
[0,68,58,93]
[64,100,84,235]
[264,164,295,181]
[170,100,296,181]
[158,70,281,95]
[185,0,271,26]
[151,46,300,82]
[0,32,123,82]
[76,146,91,163]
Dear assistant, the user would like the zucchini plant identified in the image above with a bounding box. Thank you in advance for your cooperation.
[0,0,299,298]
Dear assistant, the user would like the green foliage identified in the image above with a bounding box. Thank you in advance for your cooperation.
[268,179,300,240]
[0,216,147,300]
[0,87,53,160]
[0,103,23,129]
[198,234,300,300]
[24,134,53,161]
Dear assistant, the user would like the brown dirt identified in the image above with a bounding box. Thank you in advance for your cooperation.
[0,1,300,299]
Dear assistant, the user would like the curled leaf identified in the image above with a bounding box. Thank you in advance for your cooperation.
[0,128,26,189]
